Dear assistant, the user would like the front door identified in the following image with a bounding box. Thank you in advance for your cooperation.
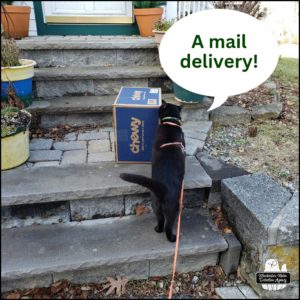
[34,1,138,35]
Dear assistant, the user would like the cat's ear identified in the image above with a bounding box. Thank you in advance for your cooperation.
[161,100,167,108]
[178,105,183,112]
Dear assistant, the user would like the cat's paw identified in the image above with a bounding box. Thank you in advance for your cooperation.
[154,225,164,233]
[167,233,176,243]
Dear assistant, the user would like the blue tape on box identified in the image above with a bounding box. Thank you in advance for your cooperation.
[113,87,161,163]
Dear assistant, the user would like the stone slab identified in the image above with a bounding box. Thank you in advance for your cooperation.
[64,132,77,141]
[1,274,52,293]
[88,140,111,153]
[29,138,53,150]
[210,106,251,125]
[149,253,218,276]
[215,287,246,299]
[28,95,115,114]
[53,141,86,151]
[53,261,148,284]
[34,66,166,81]
[78,130,109,141]
[196,152,250,192]
[277,191,299,245]
[182,121,212,140]
[222,173,292,245]
[33,161,60,168]
[65,113,112,127]
[237,285,260,299]
[219,233,242,275]
[185,137,205,156]
[1,156,211,206]
[2,209,228,281]
[251,103,283,120]
[61,150,87,165]
[28,150,62,163]
[88,152,115,163]
[70,196,124,220]
[17,36,157,50]
[35,79,94,98]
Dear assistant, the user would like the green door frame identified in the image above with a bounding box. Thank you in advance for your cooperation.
[33,1,139,35]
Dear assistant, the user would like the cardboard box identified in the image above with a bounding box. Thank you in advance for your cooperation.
[113,87,161,163]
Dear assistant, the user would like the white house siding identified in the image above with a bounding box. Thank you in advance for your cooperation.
[13,1,37,36]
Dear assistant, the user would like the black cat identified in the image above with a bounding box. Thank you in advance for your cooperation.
[120,101,185,242]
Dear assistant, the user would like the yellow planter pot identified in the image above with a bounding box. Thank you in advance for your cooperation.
[1,59,36,82]
[1,130,30,170]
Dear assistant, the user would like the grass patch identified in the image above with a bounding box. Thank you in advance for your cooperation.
[272,57,299,84]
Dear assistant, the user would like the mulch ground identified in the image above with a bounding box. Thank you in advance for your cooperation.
[2,265,245,299]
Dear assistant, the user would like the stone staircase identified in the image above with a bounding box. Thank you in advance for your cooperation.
[1,36,231,293]
[17,36,209,128]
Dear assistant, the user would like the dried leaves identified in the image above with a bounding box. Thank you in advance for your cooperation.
[101,276,128,297]
[211,207,233,234]
[135,204,150,216]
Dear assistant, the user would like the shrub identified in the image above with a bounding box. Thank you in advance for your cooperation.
[153,19,174,31]
[210,1,266,20]
[133,1,165,9]
[1,37,21,67]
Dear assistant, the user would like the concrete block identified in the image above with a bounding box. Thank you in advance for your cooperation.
[210,106,251,125]
[53,141,86,151]
[29,138,53,150]
[220,233,242,275]
[61,150,87,165]
[29,150,62,162]
[88,152,115,163]
[215,287,246,299]
[88,140,111,153]
[33,161,60,168]
[149,253,218,277]
[78,130,109,141]
[53,260,148,284]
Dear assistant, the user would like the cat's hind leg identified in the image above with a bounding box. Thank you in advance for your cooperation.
[151,193,165,233]
[165,211,178,242]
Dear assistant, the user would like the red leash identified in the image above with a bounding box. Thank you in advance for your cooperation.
[160,119,185,298]
[168,180,184,299]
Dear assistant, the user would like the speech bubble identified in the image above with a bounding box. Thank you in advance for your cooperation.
[159,9,280,111]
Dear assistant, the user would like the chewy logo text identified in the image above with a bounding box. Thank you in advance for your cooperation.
[130,117,142,154]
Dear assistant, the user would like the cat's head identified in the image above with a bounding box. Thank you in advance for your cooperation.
[159,100,182,122]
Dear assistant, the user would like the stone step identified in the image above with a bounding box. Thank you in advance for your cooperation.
[27,94,210,128]
[1,156,212,227]
[33,66,171,98]
[1,208,228,292]
[17,36,158,68]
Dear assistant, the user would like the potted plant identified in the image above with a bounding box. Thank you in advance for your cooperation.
[133,1,165,37]
[173,82,206,104]
[152,18,174,47]
[1,95,31,170]
[1,1,31,39]
[1,36,36,107]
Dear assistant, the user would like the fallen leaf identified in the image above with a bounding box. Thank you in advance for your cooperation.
[50,281,66,294]
[223,227,232,234]
[5,292,21,299]
[135,205,150,216]
[101,276,128,297]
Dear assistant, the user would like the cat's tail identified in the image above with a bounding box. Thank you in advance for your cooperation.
[120,173,167,198]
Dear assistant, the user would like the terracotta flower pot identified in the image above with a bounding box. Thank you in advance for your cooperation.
[134,8,163,37]
[1,5,31,39]
[152,30,165,47]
